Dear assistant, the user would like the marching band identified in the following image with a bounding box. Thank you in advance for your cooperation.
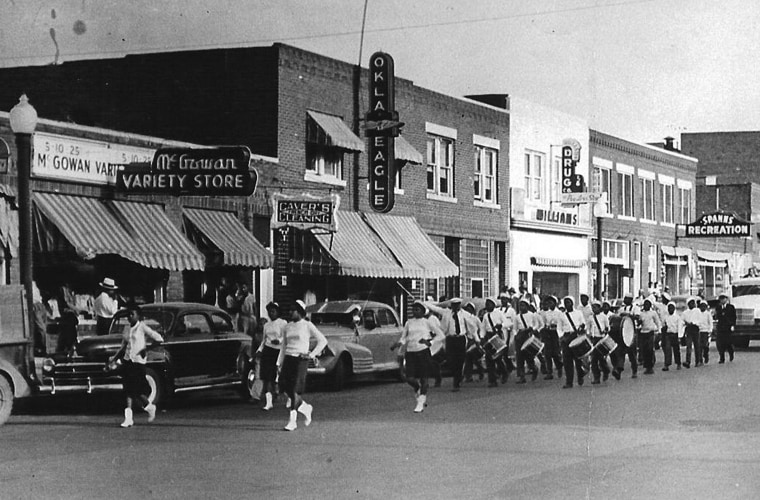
[392,290,736,412]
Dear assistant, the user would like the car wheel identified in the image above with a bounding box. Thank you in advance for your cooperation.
[239,364,262,401]
[330,357,349,392]
[144,368,165,408]
[0,375,13,426]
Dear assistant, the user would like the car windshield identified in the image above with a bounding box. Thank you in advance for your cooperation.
[109,310,175,335]
[732,285,760,298]
[310,313,355,328]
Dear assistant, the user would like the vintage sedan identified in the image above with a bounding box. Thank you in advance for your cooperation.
[306,300,403,390]
[38,303,254,406]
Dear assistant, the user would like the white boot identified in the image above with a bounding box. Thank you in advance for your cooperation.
[284,410,298,431]
[298,402,313,426]
[414,395,426,413]
[120,408,134,428]
[145,403,156,423]
[262,392,273,411]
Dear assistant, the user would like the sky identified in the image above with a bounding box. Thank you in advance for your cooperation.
[1,0,759,144]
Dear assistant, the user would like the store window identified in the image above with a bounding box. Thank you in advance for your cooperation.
[648,244,658,287]
[699,263,727,298]
[524,151,545,202]
[474,145,497,204]
[617,171,634,217]
[662,183,674,224]
[641,177,655,221]
[593,166,612,205]
[678,185,692,223]
[427,135,455,197]
[471,279,484,298]
[664,257,689,295]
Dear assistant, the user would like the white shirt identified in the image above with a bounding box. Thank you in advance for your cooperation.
[398,317,442,353]
[639,309,662,333]
[277,319,328,365]
[94,292,119,318]
[427,304,477,340]
[586,312,610,338]
[258,317,287,351]
[123,321,164,364]
[497,305,517,334]
[663,312,683,336]
[698,309,714,333]
[515,311,539,332]
[480,309,509,337]
[681,307,702,327]
[559,309,586,338]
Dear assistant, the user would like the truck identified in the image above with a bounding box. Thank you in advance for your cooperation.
[726,276,760,348]
[0,285,39,425]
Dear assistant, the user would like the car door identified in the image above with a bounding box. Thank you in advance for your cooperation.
[355,307,398,370]
[166,312,214,384]
[208,312,242,379]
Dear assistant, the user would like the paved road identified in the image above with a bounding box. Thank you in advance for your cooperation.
[3,346,760,499]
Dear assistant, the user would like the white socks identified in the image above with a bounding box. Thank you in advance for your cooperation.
[284,410,298,431]
[120,408,133,428]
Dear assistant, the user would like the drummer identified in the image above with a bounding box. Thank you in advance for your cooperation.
[539,296,564,379]
[479,298,511,387]
[614,292,640,379]
[586,299,611,384]
[579,294,593,323]
[462,302,485,383]
[514,299,541,384]
[427,298,477,391]
[558,296,588,389]
[638,298,662,375]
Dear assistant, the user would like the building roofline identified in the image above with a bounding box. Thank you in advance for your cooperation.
[591,128,698,162]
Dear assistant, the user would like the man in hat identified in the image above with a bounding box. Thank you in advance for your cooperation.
[514,299,540,383]
[586,299,611,384]
[715,293,736,363]
[639,298,662,374]
[462,302,485,383]
[613,292,640,379]
[427,298,477,391]
[539,295,564,379]
[94,277,120,336]
[558,296,587,388]
[479,297,511,386]
[681,297,702,368]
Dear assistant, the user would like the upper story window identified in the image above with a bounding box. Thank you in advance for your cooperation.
[659,174,675,225]
[427,135,455,197]
[616,169,634,217]
[551,156,561,202]
[524,150,546,202]
[677,180,693,223]
[640,173,655,221]
[305,111,365,186]
[592,158,612,208]
[473,135,499,205]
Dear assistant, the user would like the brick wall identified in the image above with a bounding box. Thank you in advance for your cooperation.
[681,132,760,183]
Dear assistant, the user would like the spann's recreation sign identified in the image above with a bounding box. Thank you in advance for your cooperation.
[682,212,752,237]
[116,146,257,196]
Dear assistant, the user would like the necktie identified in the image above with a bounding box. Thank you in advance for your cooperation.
[453,311,461,335]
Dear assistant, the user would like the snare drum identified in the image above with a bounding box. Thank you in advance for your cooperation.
[621,316,636,347]
[466,341,484,359]
[594,334,618,357]
[485,335,508,360]
[520,335,544,358]
[569,335,594,359]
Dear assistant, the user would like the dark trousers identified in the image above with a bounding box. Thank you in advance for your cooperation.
[589,337,610,380]
[716,328,734,361]
[662,332,681,366]
[445,336,467,388]
[684,325,701,365]
[463,344,485,381]
[96,316,113,336]
[561,336,585,386]
[540,328,562,376]
[700,332,710,362]
[610,332,637,374]
[639,331,656,370]
[485,353,510,384]
[515,330,537,379]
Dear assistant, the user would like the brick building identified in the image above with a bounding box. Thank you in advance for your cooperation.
[590,130,751,299]
[0,44,512,315]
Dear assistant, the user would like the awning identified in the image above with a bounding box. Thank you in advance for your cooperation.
[183,208,273,268]
[697,250,730,262]
[0,184,16,200]
[34,193,204,271]
[307,111,365,152]
[395,136,423,164]
[531,257,587,268]
[363,213,460,279]
[661,245,692,258]
[290,211,405,278]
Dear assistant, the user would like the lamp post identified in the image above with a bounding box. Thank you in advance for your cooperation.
[593,194,609,300]
[9,94,38,335]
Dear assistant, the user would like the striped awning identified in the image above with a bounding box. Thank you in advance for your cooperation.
[292,211,405,278]
[307,111,365,152]
[34,193,204,271]
[531,257,587,268]
[183,208,273,268]
[363,213,459,279]
[395,135,423,164]
[661,245,691,258]
[697,250,730,262]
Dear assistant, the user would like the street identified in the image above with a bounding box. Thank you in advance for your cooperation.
[3,346,760,500]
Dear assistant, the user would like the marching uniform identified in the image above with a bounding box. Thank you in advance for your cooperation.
[429,300,478,390]
[638,306,662,374]
[661,307,683,370]
[698,305,713,364]
[463,309,485,382]
[540,304,564,378]
[514,308,541,383]
[715,298,736,363]
[559,297,587,388]
[480,307,511,386]
[398,313,442,411]
[614,300,641,378]
[586,308,611,383]
[681,302,702,368]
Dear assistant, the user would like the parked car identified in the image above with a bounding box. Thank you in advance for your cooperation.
[39,303,254,407]
[305,300,403,390]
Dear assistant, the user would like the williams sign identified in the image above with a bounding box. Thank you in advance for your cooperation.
[682,212,752,237]
[116,146,257,196]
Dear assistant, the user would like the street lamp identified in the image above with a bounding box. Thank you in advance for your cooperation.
[9,94,38,340]
[593,193,609,300]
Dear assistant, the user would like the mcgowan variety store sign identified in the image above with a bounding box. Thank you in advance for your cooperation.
[270,193,340,232]
[683,212,752,237]
[116,146,257,196]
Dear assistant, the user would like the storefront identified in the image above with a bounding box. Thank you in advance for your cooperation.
[695,250,730,298]
[661,246,692,296]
